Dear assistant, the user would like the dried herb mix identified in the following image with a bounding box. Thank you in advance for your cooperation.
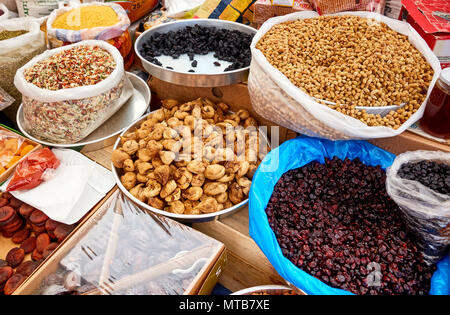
[139,24,253,71]
[0,30,28,41]
[24,45,116,90]
[266,157,435,295]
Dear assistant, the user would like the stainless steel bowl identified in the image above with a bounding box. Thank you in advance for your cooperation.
[135,19,256,87]
[17,72,151,152]
[231,285,306,295]
[111,111,270,223]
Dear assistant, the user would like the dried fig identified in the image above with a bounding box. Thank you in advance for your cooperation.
[187,160,206,174]
[164,187,181,203]
[159,151,176,165]
[161,99,179,109]
[168,200,185,214]
[160,180,177,199]
[204,165,226,180]
[194,197,218,214]
[120,172,136,190]
[215,192,228,204]
[147,197,165,210]
[123,159,134,172]
[154,165,171,186]
[136,161,153,175]
[191,173,205,187]
[182,187,203,201]
[111,149,130,168]
[203,182,227,196]
[229,183,244,204]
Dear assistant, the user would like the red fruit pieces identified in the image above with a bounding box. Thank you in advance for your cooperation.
[20,237,36,254]
[0,198,8,207]
[0,206,15,225]
[45,219,59,232]
[16,260,40,277]
[11,228,30,244]
[8,197,23,209]
[31,249,43,262]
[36,233,51,253]
[54,224,75,243]
[43,243,58,258]
[3,273,25,295]
[6,248,25,268]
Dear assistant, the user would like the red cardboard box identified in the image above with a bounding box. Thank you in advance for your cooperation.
[400,0,450,69]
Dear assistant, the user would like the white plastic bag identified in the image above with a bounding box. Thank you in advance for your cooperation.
[163,0,205,17]
[0,3,10,20]
[386,150,450,265]
[249,11,442,140]
[14,40,132,144]
[0,18,45,107]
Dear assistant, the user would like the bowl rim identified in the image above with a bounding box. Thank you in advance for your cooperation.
[231,285,306,295]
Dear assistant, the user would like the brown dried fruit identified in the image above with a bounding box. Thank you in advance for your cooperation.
[0,266,13,284]
[29,210,48,225]
[11,228,30,244]
[43,243,58,258]
[0,206,15,224]
[0,197,8,207]
[45,219,59,232]
[18,203,34,218]
[8,197,23,209]
[2,218,23,234]
[3,273,25,295]
[21,237,37,254]
[16,260,40,277]
[0,259,7,267]
[6,247,25,268]
[54,224,75,243]
[31,249,43,261]
[36,233,51,253]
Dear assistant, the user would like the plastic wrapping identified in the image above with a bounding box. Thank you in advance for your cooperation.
[0,130,25,170]
[14,40,133,144]
[248,136,450,295]
[310,0,385,15]
[0,18,46,115]
[386,150,450,265]
[0,86,15,111]
[31,190,223,295]
[0,3,10,20]
[248,11,442,140]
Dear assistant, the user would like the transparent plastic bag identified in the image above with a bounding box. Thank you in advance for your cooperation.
[386,150,450,265]
[0,3,10,20]
[249,11,442,140]
[0,130,24,169]
[14,40,133,144]
[32,190,223,295]
[0,18,46,113]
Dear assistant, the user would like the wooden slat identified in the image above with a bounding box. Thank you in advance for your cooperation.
[219,206,249,236]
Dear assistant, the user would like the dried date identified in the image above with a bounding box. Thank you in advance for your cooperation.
[54,224,75,243]
[16,260,40,277]
[43,243,58,258]
[31,249,43,261]
[0,266,13,284]
[6,247,25,268]
[20,237,37,254]
[36,233,51,253]
[3,273,25,295]
[0,259,7,267]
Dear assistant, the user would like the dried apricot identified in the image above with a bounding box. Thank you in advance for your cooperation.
[54,224,75,242]
[31,223,46,235]
[16,260,40,277]
[20,237,36,254]
[6,247,25,268]
[3,273,25,295]
[36,233,51,253]
[0,206,15,224]
[29,210,48,225]
[18,203,34,218]
[0,198,8,207]
[1,192,12,200]
[2,217,23,234]
[8,197,23,209]
[20,144,34,157]
[31,249,43,261]
[43,243,58,258]
[11,228,30,244]
[0,266,13,284]
[45,219,59,231]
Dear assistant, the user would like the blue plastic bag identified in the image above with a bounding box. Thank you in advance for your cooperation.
[249,136,450,295]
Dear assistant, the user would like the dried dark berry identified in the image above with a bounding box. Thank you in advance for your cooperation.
[191,60,197,67]
[213,61,221,66]
[266,157,436,295]
[397,161,449,195]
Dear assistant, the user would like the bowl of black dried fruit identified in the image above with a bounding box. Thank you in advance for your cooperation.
[248,137,449,295]
[135,19,256,87]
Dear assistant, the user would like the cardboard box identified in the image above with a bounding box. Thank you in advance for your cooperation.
[400,0,450,69]
[0,125,42,185]
[1,187,117,295]
[15,189,227,295]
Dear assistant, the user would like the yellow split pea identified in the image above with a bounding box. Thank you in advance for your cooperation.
[52,6,119,31]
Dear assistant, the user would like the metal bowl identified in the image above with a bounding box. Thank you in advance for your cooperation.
[17,72,151,152]
[231,285,306,295]
[111,111,270,223]
[135,19,256,87]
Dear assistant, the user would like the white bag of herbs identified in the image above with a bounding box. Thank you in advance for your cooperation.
[14,40,133,144]
[0,18,45,110]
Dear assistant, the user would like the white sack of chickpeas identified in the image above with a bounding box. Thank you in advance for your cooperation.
[249,11,441,140]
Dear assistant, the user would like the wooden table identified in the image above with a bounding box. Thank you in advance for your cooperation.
[82,145,287,293]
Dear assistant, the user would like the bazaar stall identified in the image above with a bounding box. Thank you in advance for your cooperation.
[0,0,448,297]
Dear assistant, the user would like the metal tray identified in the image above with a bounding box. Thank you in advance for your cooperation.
[135,19,257,87]
[111,111,270,224]
[16,72,151,152]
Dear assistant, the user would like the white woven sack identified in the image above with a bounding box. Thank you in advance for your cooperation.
[249,11,442,140]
